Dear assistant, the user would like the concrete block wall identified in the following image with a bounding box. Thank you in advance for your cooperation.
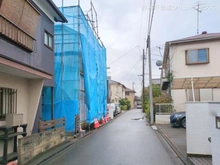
[18,127,65,165]
[155,115,170,124]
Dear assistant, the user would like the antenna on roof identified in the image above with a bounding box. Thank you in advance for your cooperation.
[193,1,202,35]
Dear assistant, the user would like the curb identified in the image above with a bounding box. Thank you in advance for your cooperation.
[156,127,193,165]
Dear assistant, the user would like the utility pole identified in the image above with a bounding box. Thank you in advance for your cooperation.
[193,1,202,34]
[147,35,154,125]
[142,49,145,112]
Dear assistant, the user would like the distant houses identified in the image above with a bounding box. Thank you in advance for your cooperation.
[107,79,138,109]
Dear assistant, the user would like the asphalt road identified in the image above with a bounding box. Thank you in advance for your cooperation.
[43,109,177,165]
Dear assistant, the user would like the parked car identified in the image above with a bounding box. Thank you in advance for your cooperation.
[137,103,142,109]
[170,112,186,128]
[115,104,121,114]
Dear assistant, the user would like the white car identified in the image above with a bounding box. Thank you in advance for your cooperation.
[137,104,142,109]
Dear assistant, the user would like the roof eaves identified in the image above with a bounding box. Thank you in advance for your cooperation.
[46,0,68,23]
[169,35,220,45]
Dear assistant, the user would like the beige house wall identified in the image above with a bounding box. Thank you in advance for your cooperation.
[171,40,220,79]
[110,84,125,104]
[0,72,43,133]
[0,72,43,157]
[125,92,135,108]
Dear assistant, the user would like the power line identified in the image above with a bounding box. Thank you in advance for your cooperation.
[108,45,139,65]
[148,0,157,35]
[138,0,147,44]
[147,0,152,35]
[119,56,142,80]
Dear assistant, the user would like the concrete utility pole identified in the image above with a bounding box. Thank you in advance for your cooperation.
[142,49,145,112]
[193,1,202,34]
[147,35,154,125]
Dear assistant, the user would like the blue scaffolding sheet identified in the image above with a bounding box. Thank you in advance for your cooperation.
[42,6,107,133]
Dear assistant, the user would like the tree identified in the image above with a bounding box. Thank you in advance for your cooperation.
[141,84,173,118]
[141,84,161,103]
[119,98,131,110]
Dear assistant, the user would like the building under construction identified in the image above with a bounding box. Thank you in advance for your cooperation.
[42,6,107,133]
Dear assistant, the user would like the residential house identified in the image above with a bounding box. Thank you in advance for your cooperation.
[109,80,126,104]
[161,31,220,112]
[125,88,136,108]
[161,32,220,164]
[0,0,67,136]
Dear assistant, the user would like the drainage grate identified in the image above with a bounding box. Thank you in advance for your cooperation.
[131,116,145,121]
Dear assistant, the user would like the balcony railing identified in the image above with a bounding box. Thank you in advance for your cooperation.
[0,14,35,52]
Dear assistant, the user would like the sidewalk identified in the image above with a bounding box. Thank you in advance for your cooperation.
[155,124,212,165]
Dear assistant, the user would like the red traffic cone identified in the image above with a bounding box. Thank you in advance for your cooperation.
[94,118,100,129]
[7,161,17,165]
[106,114,110,122]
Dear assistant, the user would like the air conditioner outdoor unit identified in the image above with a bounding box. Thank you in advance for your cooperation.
[6,114,23,127]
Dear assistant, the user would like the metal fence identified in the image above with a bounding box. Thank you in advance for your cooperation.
[155,103,174,115]
[0,87,17,119]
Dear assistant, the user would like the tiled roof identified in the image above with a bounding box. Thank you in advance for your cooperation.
[125,88,135,93]
[169,32,220,44]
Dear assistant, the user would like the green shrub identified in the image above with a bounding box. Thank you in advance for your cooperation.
[120,105,127,110]
[119,98,131,110]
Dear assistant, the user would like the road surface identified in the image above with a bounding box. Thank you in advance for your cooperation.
[43,109,178,165]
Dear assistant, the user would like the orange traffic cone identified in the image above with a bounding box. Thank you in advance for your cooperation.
[94,118,100,129]
[7,161,17,165]
[106,114,110,122]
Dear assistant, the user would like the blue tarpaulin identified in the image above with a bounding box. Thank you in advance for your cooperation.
[42,6,107,133]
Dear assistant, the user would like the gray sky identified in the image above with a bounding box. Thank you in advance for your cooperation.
[53,0,220,96]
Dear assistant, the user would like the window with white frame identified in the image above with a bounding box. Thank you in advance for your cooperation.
[0,87,17,120]
[44,31,53,49]
[186,48,209,64]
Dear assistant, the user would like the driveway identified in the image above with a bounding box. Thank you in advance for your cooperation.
[156,124,187,157]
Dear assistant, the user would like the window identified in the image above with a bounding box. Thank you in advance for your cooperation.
[0,87,17,120]
[44,31,53,49]
[186,48,209,64]
[125,91,129,96]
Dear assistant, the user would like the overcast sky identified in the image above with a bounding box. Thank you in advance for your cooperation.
[53,0,220,96]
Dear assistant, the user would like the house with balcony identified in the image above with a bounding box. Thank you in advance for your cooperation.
[0,0,67,134]
[161,32,220,112]
[160,32,220,162]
